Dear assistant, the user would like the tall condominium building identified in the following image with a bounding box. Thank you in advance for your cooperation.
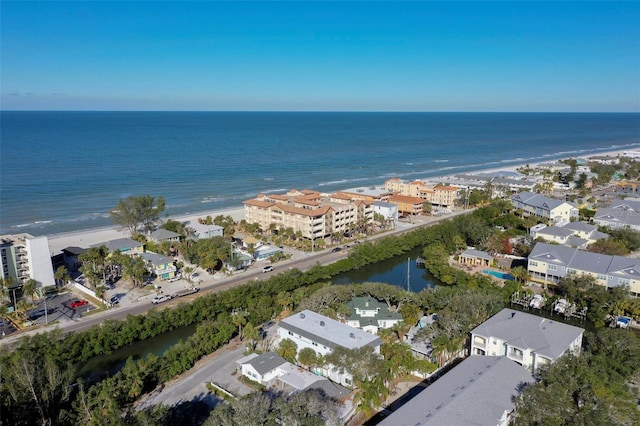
[0,233,55,288]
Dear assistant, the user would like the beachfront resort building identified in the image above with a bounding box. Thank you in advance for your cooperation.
[0,233,56,289]
[384,178,458,208]
[527,242,640,297]
[470,308,584,372]
[345,296,403,334]
[243,190,374,240]
[277,310,382,387]
[510,191,578,223]
[378,356,534,426]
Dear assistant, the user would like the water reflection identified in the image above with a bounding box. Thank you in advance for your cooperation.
[332,247,442,292]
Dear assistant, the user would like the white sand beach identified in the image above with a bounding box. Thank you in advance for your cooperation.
[46,148,634,256]
[47,206,245,256]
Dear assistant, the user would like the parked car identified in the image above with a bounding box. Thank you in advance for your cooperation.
[168,276,180,282]
[331,247,342,253]
[151,294,172,304]
[262,265,274,273]
[70,300,88,309]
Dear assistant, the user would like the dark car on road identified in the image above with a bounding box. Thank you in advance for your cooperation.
[331,247,342,253]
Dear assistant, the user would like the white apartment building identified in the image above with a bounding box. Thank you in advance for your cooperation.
[1,233,55,289]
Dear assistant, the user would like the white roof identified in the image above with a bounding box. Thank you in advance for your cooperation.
[279,310,382,350]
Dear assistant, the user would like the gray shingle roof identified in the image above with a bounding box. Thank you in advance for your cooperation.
[378,356,534,426]
[471,308,584,360]
[150,229,181,241]
[243,352,287,375]
[561,221,597,233]
[139,251,173,265]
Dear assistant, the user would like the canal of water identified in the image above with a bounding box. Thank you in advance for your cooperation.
[76,323,198,383]
[79,247,439,380]
[332,246,442,292]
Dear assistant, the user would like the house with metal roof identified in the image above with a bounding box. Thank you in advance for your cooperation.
[593,198,640,231]
[458,248,493,266]
[92,238,144,256]
[511,191,578,223]
[532,221,608,249]
[378,356,534,426]
[139,251,177,280]
[470,308,584,372]
[527,242,640,296]
[345,297,403,334]
[149,228,182,243]
[277,310,382,387]
[188,222,224,239]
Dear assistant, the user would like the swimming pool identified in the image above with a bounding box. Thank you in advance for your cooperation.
[482,269,514,281]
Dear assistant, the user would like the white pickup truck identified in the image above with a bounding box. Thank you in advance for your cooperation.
[151,294,172,304]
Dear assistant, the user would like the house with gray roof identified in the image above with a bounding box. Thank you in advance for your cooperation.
[470,308,584,372]
[188,222,224,239]
[528,242,640,296]
[139,251,177,280]
[511,191,578,223]
[149,228,182,243]
[531,222,608,249]
[593,198,640,231]
[459,248,493,266]
[236,352,351,400]
[345,297,403,334]
[92,238,144,256]
[378,356,534,426]
[277,310,382,387]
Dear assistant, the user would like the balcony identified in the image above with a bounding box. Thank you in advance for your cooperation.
[472,336,487,349]
[508,348,524,362]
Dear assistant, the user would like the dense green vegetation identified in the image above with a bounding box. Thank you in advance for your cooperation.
[2,201,639,425]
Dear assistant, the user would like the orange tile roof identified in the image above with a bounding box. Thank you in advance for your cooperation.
[277,202,332,217]
[388,194,425,204]
[243,199,275,208]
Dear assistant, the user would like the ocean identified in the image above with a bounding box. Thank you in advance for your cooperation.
[1,111,639,236]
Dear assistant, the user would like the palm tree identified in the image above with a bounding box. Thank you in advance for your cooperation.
[22,278,41,304]
[54,265,71,287]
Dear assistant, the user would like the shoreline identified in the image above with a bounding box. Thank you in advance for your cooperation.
[45,147,632,256]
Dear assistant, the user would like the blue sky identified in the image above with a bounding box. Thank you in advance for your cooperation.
[1,1,639,112]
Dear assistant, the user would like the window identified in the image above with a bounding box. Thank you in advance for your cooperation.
[288,331,293,336]
[567,268,576,274]
[548,265,557,271]
[597,274,607,281]
[619,278,630,286]
[529,261,538,267]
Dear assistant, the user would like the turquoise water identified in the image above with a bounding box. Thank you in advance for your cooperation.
[483,269,515,280]
[2,111,638,235]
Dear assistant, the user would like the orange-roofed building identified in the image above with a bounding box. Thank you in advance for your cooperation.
[384,178,458,208]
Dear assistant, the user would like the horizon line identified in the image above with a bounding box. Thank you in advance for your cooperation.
[2,110,639,114]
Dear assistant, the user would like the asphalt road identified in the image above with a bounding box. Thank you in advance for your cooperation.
[1,209,472,345]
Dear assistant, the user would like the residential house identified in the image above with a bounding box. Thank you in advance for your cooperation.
[149,229,182,243]
[236,352,351,401]
[614,181,640,196]
[528,242,640,296]
[593,198,640,231]
[277,310,382,387]
[531,222,608,249]
[139,252,177,280]
[470,308,583,372]
[0,233,56,289]
[511,191,578,222]
[253,245,283,261]
[93,238,144,256]
[372,201,398,227]
[189,222,224,239]
[378,356,534,426]
[345,297,403,334]
[61,246,88,273]
[458,248,493,267]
